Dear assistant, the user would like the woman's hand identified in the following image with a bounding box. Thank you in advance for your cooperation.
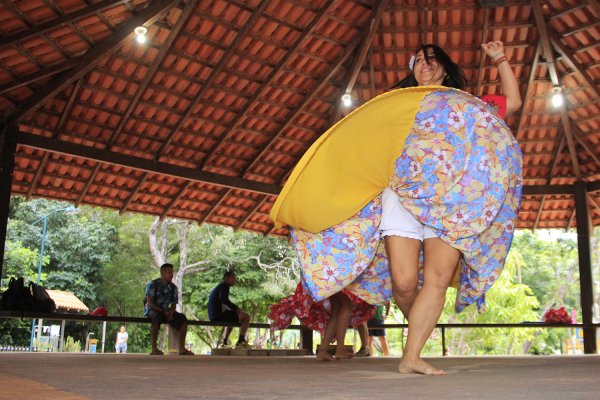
[481,41,505,61]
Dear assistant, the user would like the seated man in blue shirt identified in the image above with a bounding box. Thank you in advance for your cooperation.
[144,263,193,355]
[208,271,251,348]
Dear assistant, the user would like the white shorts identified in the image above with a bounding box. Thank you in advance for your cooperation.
[380,188,437,241]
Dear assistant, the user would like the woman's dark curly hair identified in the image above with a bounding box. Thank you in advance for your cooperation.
[392,44,466,90]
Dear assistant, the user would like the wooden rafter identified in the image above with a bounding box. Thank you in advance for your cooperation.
[196,0,337,170]
[589,0,600,17]
[320,0,389,128]
[242,35,364,179]
[549,2,590,20]
[573,128,600,170]
[119,174,148,215]
[17,133,281,195]
[27,79,82,199]
[159,181,192,220]
[533,134,566,230]
[80,0,198,209]
[152,1,269,161]
[340,0,390,97]
[531,0,582,180]
[475,9,491,97]
[198,188,229,225]
[8,0,181,124]
[234,195,270,231]
[160,0,337,222]
[549,31,600,99]
[0,57,82,96]
[515,42,542,136]
[149,0,269,219]
[0,0,130,50]
[566,206,576,231]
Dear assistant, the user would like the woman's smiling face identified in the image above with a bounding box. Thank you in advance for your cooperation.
[413,48,446,86]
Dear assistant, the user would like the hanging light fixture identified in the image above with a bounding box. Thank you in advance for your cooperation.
[134,26,148,44]
[551,86,563,108]
[341,93,352,107]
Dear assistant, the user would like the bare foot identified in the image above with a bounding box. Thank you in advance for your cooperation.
[398,357,445,375]
[334,350,355,360]
[316,351,338,362]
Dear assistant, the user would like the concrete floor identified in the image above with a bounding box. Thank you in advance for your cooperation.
[1,353,599,400]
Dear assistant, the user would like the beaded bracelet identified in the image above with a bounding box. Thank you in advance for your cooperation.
[493,55,508,66]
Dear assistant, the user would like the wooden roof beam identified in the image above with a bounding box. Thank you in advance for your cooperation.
[152,1,269,161]
[533,134,566,230]
[119,174,148,215]
[0,57,83,96]
[17,132,281,195]
[549,31,600,99]
[321,0,390,126]
[475,9,491,97]
[198,189,230,225]
[341,0,390,97]
[27,79,82,199]
[234,196,270,231]
[242,33,365,178]
[197,0,338,170]
[8,0,181,124]
[159,182,192,220]
[84,0,199,210]
[515,42,542,137]
[150,0,271,219]
[0,0,130,50]
[531,0,582,180]
[165,0,338,224]
[573,128,600,170]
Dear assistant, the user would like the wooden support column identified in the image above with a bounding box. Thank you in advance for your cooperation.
[301,327,314,355]
[0,123,18,285]
[573,181,596,354]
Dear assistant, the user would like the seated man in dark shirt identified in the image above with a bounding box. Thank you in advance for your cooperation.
[144,263,193,355]
[208,271,251,348]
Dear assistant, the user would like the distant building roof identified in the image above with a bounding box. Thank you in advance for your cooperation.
[46,290,89,313]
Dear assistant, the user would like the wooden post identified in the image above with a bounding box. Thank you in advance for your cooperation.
[301,327,313,355]
[573,181,597,354]
[0,123,17,286]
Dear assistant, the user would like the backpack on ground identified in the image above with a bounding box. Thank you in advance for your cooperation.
[29,282,56,313]
[0,277,34,312]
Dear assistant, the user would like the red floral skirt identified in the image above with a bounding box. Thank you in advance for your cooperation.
[268,282,376,335]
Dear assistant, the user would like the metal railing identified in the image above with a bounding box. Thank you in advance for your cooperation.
[2,311,599,355]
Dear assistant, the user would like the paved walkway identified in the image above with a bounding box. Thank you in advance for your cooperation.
[1,353,599,399]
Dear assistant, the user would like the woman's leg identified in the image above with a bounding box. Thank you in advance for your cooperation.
[399,237,460,375]
[385,236,421,318]
[379,336,390,356]
[316,295,341,361]
[333,292,355,359]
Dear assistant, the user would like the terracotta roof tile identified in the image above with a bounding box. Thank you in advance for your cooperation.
[3,0,600,233]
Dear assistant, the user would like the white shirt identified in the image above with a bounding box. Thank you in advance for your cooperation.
[117,332,128,344]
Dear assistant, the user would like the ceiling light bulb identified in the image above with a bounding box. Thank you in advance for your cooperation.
[341,93,352,107]
[551,87,563,108]
[134,26,148,44]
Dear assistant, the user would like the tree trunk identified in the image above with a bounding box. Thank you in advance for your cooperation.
[148,218,211,313]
